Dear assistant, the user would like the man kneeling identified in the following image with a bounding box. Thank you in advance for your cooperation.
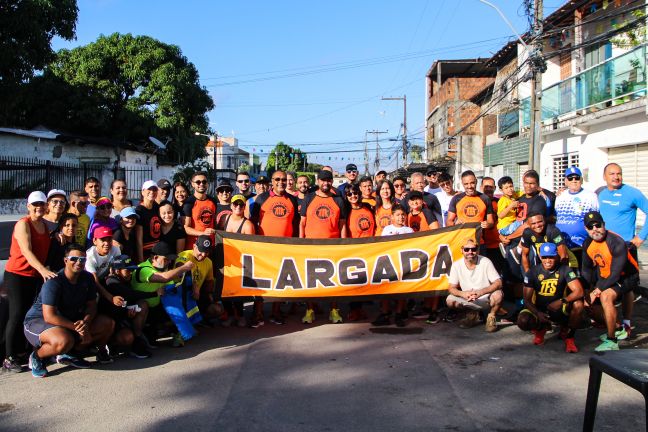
[446,238,503,332]
[517,243,584,353]
[23,244,115,378]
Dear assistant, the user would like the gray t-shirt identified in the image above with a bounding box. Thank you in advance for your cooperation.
[448,256,500,291]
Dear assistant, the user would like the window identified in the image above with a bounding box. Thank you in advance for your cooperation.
[584,42,612,69]
[552,153,579,192]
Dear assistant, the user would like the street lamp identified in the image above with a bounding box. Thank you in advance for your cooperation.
[195,131,218,182]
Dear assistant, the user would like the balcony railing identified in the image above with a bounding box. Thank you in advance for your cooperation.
[522,44,646,126]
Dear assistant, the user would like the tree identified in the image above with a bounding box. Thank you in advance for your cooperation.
[19,33,214,163]
[409,145,425,163]
[266,142,307,174]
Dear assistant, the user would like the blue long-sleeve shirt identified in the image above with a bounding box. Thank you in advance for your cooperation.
[598,184,648,242]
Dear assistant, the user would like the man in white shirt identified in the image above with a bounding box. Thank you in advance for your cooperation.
[446,238,503,332]
[434,173,458,227]
[86,226,123,307]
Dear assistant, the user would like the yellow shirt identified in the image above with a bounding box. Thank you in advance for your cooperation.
[497,191,522,230]
[175,250,214,291]
[75,214,90,247]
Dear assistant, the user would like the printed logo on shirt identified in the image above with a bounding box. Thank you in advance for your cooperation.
[378,215,391,228]
[410,220,420,232]
[150,216,161,239]
[593,253,607,269]
[272,202,289,218]
[357,216,372,232]
[314,204,332,220]
[462,203,480,218]
[199,208,214,225]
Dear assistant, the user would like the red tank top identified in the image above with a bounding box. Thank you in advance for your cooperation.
[6,217,50,277]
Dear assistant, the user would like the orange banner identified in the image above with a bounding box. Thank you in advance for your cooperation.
[216,223,480,300]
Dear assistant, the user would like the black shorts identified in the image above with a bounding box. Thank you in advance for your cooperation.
[521,304,569,325]
[23,319,79,348]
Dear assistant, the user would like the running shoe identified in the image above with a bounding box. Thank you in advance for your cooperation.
[270,315,286,325]
[425,311,441,324]
[532,328,547,345]
[172,333,185,348]
[329,308,343,324]
[510,247,522,265]
[129,337,152,359]
[564,337,578,353]
[302,309,315,324]
[484,314,497,332]
[56,353,91,368]
[96,346,114,363]
[371,313,391,327]
[458,311,480,329]
[498,243,507,258]
[595,338,619,352]
[443,309,459,322]
[599,324,632,341]
[2,357,23,373]
[250,318,265,328]
[29,352,47,378]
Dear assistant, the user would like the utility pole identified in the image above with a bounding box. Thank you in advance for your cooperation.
[453,78,462,181]
[528,0,544,172]
[367,130,387,174]
[364,130,369,175]
[381,95,408,166]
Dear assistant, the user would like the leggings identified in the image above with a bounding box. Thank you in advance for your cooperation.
[3,271,42,359]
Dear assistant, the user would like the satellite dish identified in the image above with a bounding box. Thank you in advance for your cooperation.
[149,136,166,150]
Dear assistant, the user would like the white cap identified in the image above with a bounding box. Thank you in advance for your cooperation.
[27,191,47,205]
[141,180,158,190]
[47,189,67,199]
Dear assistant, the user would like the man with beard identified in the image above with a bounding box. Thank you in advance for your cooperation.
[520,212,573,276]
[296,174,310,213]
[183,172,217,250]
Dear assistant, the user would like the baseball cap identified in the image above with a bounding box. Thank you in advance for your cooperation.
[96,196,111,207]
[157,178,172,190]
[110,254,138,270]
[93,226,113,239]
[318,170,333,181]
[375,170,387,176]
[195,235,212,253]
[346,163,358,172]
[538,243,558,257]
[231,194,246,204]
[142,180,158,190]
[27,191,47,205]
[151,241,176,260]
[584,211,605,227]
[426,167,436,175]
[216,180,233,191]
[565,166,582,177]
[47,189,66,200]
[119,206,139,219]
[256,176,270,184]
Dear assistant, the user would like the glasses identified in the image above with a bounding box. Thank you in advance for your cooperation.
[232,201,245,207]
[66,256,87,263]
[439,181,452,187]
[394,183,405,188]
[346,192,358,197]
[273,178,287,182]
[97,204,112,210]
[194,180,208,185]
[347,170,358,174]
[237,179,250,184]
[566,175,581,181]
[218,189,232,194]
[50,199,66,206]
[586,222,603,229]
[463,247,478,252]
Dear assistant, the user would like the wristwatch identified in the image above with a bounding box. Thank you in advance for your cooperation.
[561,297,568,304]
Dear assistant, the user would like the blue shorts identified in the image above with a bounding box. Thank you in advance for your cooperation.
[23,319,78,348]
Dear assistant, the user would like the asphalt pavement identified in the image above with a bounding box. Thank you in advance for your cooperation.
[0,299,646,432]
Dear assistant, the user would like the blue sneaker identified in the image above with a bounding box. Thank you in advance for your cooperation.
[56,353,91,369]
[29,352,47,378]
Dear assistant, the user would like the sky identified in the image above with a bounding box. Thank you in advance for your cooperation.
[52,0,564,173]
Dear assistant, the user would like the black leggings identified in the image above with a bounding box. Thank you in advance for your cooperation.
[3,271,42,359]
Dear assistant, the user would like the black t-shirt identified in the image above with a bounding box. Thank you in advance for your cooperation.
[516,193,547,222]
[113,227,137,259]
[136,203,162,250]
[216,203,232,227]
[525,263,578,309]
[173,202,185,220]
[45,235,67,273]
[159,222,185,248]
[520,224,565,262]
[99,275,157,319]
[24,270,97,323]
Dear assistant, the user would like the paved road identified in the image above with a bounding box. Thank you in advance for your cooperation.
[0,300,646,432]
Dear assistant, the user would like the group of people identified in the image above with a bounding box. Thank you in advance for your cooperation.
[1,161,646,378]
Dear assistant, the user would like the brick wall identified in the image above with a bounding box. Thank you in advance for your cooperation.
[429,77,495,112]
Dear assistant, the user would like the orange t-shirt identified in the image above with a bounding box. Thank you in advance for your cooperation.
[407,209,437,232]
[347,206,376,238]
[301,193,346,239]
[254,192,298,237]
[375,205,392,236]
[448,192,491,223]
[184,195,217,249]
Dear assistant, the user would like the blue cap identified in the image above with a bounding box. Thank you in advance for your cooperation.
[564,166,582,177]
[538,242,558,257]
[110,254,138,270]
[119,206,139,219]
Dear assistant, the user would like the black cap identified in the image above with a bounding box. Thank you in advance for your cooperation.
[256,175,270,184]
[584,211,605,227]
[408,191,423,200]
[318,170,333,181]
[110,254,139,270]
[195,235,212,253]
[216,180,233,192]
[151,241,177,260]
[426,167,437,175]
[157,178,172,190]
[345,163,358,172]
[376,170,387,176]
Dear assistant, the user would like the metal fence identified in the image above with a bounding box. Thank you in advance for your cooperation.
[0,156,105,199]
[116,167,153,201]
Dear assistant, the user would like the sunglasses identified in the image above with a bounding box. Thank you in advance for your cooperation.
[566,175,581,181]
[50,199,66,206]
[463,247,478,252]
[347,170,358,174]
[218,189,232,193]
[586,222,603,229]
[97,204,112,210]
[346,191,359,197]
[394,183,405,188]
[273,178,287,182]
[237,179,250,183]
[232,201,245,207]
[194,180,208,185]
[439,181,452,187]
[66,256,87,263]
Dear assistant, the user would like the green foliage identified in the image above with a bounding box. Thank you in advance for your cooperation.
[172,159,214,186]
[409,145,425,163]
[611,10,646,48]
[296,171,315,184]
[266,142,307,174]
